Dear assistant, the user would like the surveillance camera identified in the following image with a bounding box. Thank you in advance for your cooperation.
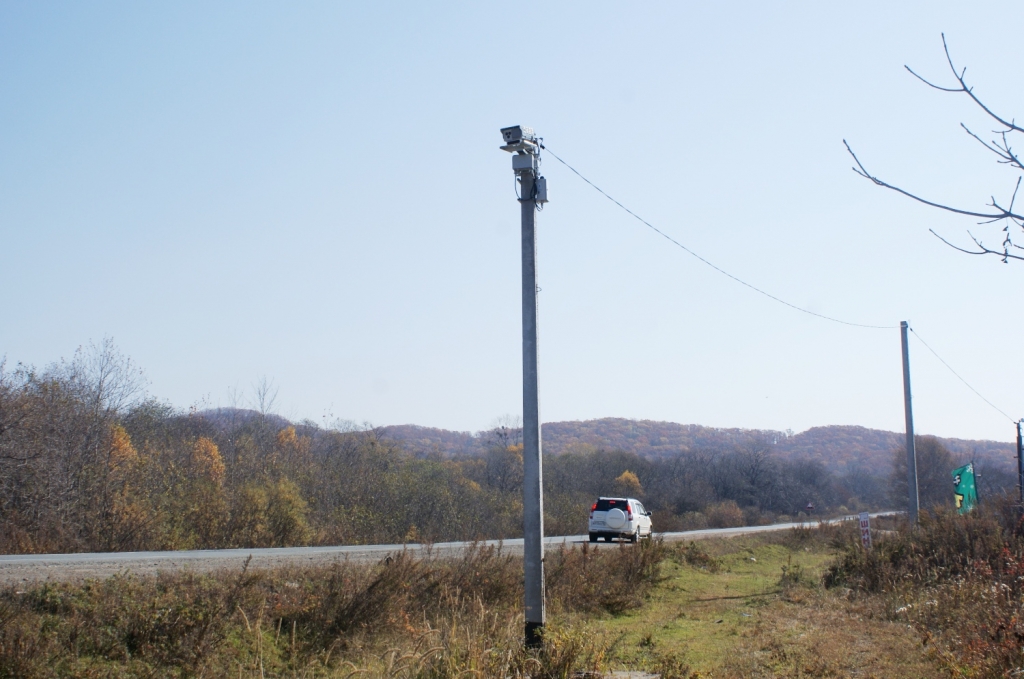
[501,125,535,144]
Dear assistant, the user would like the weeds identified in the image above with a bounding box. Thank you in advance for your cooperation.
[823,498,1024,677]
[0,541,660,678]
[670,541,721,573]
[547,538,666,615]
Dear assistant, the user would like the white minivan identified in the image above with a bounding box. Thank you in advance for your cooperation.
[588,497,653,543]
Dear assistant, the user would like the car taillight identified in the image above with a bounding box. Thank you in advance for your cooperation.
[627,507,633,520]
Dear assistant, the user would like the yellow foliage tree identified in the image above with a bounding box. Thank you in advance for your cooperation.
[224,478,311,548]
[102,424,151,551]
[613,470,643,497]
[275,426,312,479]
[108,424,138,470]
[226,483,269,548]
[158,436,227,549]
[266,478,311,546]
[190,436,225,486]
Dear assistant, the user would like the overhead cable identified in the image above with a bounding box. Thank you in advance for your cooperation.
[541,145,897,330]
[908,326,1017,423]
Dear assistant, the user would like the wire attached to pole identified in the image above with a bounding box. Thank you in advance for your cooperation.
[535,139,1023,431]
[908,326,1017,423]
[541,144,897,330]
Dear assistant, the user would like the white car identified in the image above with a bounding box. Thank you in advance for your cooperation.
[588,496,653,543]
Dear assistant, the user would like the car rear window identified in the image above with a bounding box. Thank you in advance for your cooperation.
[595,499,628,511]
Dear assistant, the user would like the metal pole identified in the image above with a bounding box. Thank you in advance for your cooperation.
[973,460,980,506]
[520,171,545,647]
[1016,421,1022,507]
[500,125,547,648]
[900,321,919,524]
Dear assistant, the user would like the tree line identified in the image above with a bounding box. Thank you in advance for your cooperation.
[1,342,1006,555]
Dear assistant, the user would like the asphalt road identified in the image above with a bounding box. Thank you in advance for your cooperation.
[0,513,895,584]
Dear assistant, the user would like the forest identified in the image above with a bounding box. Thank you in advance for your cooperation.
[0,342,1014,555]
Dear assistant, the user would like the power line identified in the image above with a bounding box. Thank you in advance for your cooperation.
[541,144,897,330]
[538,143,1022,427]
[908,326,1017,423]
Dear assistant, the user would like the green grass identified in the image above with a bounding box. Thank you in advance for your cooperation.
[585,538,832,672]
[580,532,943,677]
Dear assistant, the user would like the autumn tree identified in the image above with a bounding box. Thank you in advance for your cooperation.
[0,341,147,553]
[97,424,152,551]
[154,436,229,549]
[485,443,524,493]
[891,435,959,511]
[613,470,643,497]
[0,343,919,554]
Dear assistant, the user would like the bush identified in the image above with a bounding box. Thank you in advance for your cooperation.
[547,538,667,615]
[823,498,1024,677]
[671,541,721,573]
[705,501,744,528]
[823,507,1006,591]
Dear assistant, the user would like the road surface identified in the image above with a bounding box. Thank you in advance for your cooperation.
[0,513,895,583]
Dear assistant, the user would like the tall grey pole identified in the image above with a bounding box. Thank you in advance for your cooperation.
[1016,421,1022,507]
[499,125,547,647]
[900,321,919,524]
[520,170,545,647]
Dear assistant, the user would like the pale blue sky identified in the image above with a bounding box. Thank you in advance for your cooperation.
[2,2,1022,442]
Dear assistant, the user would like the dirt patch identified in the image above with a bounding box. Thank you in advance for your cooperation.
[720,593,940,678]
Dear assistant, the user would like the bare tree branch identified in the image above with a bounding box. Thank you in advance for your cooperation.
[928,228,1024,262]
[842,35,1024,263]
[959,124,1024,171]
[905,33,1024,135]
[843,140,1024,221]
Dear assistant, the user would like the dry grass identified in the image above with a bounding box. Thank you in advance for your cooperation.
[823,499,1024,678]
[0,540,665,678]
[718,592,940,678]
[14,515,1013,678]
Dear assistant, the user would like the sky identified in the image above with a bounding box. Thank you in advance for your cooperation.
[2,2,1023,442]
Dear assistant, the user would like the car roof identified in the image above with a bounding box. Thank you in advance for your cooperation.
[597,497,639,502]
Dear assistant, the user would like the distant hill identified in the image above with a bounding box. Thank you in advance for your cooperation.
[196,411,1016,476]
[386,418,1016,475]
[198,408,293,433]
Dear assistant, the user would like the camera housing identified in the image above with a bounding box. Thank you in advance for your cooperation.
[501,125,535,144]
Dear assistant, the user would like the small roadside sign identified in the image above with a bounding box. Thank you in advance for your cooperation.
[859,512,872,549]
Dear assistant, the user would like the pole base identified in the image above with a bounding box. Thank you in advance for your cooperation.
[525,621,544,648]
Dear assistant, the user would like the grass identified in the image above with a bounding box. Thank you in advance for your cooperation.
[0,542,663,678]
[579,528,944,677]
[9,513,1000,678]
[595,541,813,666]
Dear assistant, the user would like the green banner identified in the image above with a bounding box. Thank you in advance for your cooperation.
[952,463,977,514]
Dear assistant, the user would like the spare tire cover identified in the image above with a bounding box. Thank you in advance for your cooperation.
[606,508,626,529]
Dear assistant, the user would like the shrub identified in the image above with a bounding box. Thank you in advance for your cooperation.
[547,538,666,615]
[672,541,721,573]
[705,501,744,528]
[823,498,1024,677]
[823,507,1006,591]
[0,543,660,677]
